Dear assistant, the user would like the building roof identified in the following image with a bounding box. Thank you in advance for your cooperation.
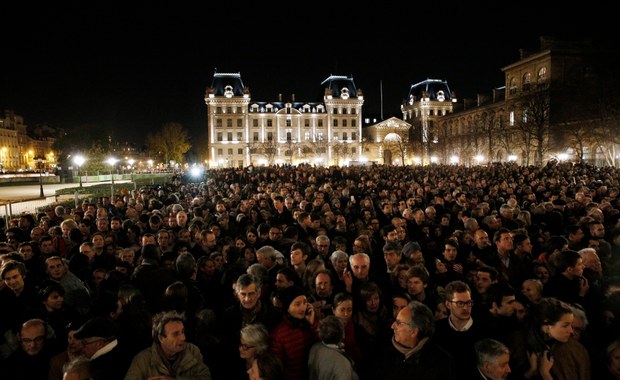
[405,79,454,103]
[209,71,246,96]
[321,75,359,98]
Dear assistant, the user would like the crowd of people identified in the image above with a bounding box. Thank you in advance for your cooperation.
[1,161,620,380]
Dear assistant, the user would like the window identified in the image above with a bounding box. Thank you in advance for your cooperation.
[523,73,531,91]
[509,111,515,126]
[286,119,291,127]
[304,119,310,127]
[352,120,356,127]
[343,119,347,127]
[267,119,273,127]
[253,119,258,127]
[509,78,517,95]
[333,132,338,140]
[267,132,273,141]
[237,148,243,154]
[522,109,528,123]
[237,132,243,141]
[351,147,356,154]
[226,119,232,128]
[287,132,292,141]
[228,148,233,155]
[537,67,547,82]
[253,132,259,141]
[237,119,242,128]
[318,120,323,127]
[304,132,310,141]
[343,132,348,140]
[216,119,222,128]
[333,119,338,127]
[217,132,223,141]
[352,132,357,140]
[216,107,222,113]
[317,132,324,141]
[227,132,232,141]
[217,149,222,155]
[226,107,233,113]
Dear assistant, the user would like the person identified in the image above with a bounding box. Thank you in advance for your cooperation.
[308,315,359,380]
[473,338,512,380]
[73,316,131,380]
[374,300,456,380]
[331,292,363,365]
[48,322,85,380]
[124,310,212,380]
[1,318,60,379]
[604,339,620,380]
[62,357,92,380]
[247,352,284,380]
[235,323,270,380]
[434,280,484,378]
[512,297,591,380]
[270,286,318,380]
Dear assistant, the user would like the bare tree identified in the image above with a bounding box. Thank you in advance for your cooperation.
[261,138,279,165]
[383,134,408,166]
[514,85,550,166]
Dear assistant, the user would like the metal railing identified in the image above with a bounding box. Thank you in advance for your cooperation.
[0,195,59,218]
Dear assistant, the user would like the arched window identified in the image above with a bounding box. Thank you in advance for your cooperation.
[537,67,547,82]
[509,78,517,95]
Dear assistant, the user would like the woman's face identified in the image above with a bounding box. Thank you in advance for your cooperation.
[333,299,353,323]
[288,295,308,319]
[521,281,542,303]
[238,337,257,360]
[246,232,257,244]
[535,267,550,283]
[546,313,574,343]
[365,292,381,313]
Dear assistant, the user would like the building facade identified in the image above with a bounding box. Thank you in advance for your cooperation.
[0,110,56,172]
[204,72,364,167]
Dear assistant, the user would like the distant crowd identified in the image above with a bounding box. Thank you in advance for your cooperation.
[1,161,620,380]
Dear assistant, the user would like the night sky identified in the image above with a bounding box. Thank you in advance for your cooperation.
[2,2,616,143]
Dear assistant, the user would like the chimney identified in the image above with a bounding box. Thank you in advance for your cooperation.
[292,93,295,102]
[278,93,282,102]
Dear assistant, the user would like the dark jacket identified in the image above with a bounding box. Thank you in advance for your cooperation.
[373,338,456,380]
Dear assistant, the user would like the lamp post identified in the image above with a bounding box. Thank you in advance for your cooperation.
[106,157,118,198]
[35,154,46,197]
[74,155,85,187]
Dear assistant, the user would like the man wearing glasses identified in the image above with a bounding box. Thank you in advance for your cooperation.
[2,318,59,379]
[374,301,456,379]
[73,316,131,380]
[435,280,484,378]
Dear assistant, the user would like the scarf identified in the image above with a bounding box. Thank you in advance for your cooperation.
[392,336,429,360]
[156,343,185,377]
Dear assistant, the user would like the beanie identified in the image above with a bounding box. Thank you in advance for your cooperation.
[278,286,306,312]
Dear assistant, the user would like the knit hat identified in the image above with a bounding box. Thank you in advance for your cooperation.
[278,286,306,312]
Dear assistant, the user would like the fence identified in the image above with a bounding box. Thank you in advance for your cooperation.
[0,195,60,219]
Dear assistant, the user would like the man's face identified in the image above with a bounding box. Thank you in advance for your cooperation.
[110,219,121,231]
[46,259,66,280]
[316,240,330,256]
[350,255,370,280]
[159,321,186,357]
[446,291,472,322]
[314,273,333,298]
[392,306,416,348]
[494,295,516,317]
[237,283,260,310]
[475,271,494,293]
[474,231,490,248]
[482,353,511,380]
[383,250,401,270]
[40,240,54,255]
[19,324,46,356]
[407,276,426,297]
[275,273,292,289]
[3,269,25,294]
[496,233,513,252]
[290,248,306,266]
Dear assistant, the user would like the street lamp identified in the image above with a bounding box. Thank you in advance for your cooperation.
[106,157,118,198]
[74,154,85,187]
[35,154,46,197]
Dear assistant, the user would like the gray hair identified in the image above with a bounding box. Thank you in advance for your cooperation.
[407,301,435,339]
[152,310,185,341]
[330,250,348,265]
[475,338,510,367]
[240,323,269,355]
[247,263,269,287]
[256,245,277,260]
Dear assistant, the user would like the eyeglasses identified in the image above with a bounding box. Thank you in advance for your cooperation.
[81,338,105,346]
[21,336,45,344]
[393,319,414,328]
[449,300,474,308]
[239,343,255,350]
